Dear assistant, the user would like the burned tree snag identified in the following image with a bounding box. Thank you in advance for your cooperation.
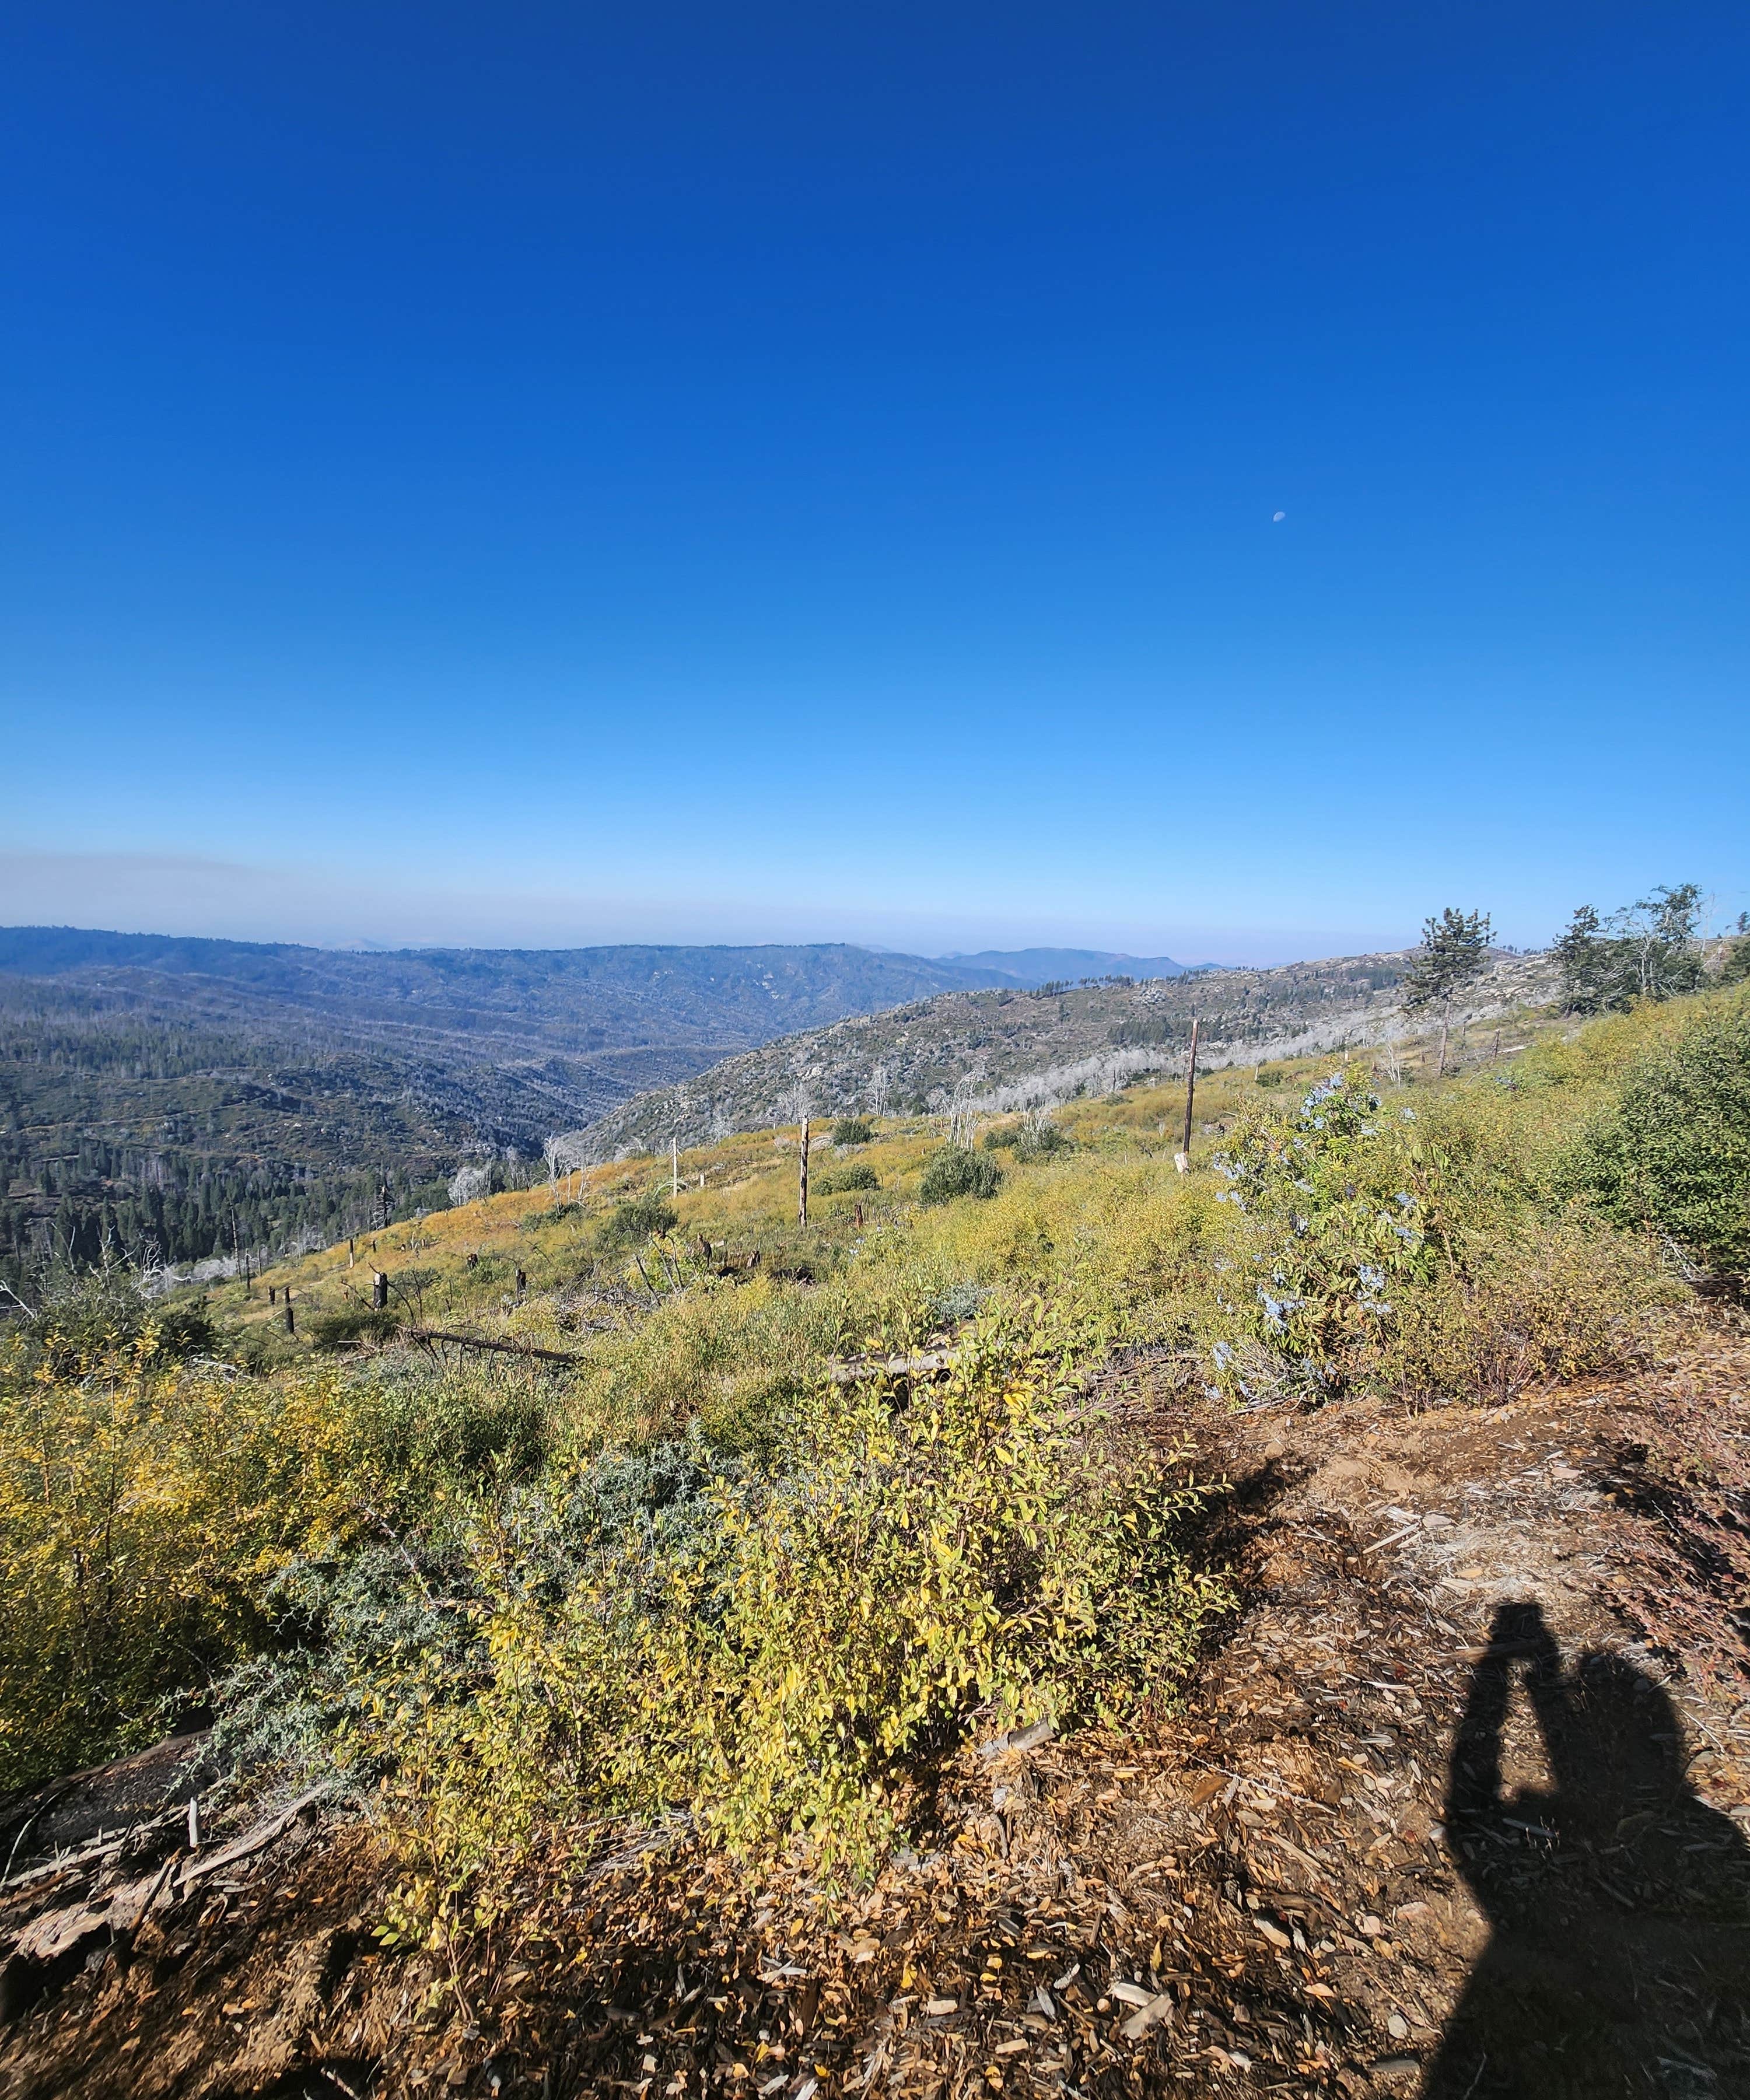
[1177,1014,1201,1172]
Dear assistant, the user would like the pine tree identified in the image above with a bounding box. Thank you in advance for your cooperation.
[1554,904,1611,1013]
[1554,884,1704,1013]
[1402,907,1493,1074]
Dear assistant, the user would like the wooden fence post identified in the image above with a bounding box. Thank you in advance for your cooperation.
[798,1116,810,1225]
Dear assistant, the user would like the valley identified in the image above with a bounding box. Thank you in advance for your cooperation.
[0,929,1011,1283]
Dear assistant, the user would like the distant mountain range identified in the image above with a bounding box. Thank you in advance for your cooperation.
[936,947,1209,985]
[0,926,1011,1280]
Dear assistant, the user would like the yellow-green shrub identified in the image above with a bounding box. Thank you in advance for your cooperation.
[1373,1207,1682,1401]
[0,1328,549,1791]
[356,1308,1224,1908]
[0,1340,358,1787]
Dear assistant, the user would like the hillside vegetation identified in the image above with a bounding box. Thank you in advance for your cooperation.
[4,977,1749,2094]
[0,930,1009,1290]
[5,983,1738,1801]
[573,947,1559,1160]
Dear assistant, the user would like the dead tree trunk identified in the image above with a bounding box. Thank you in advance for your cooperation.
[798,1116,810,1225]
[1177,1016,1202,1171]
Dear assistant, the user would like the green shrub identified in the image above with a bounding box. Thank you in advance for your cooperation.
[920,1147,1003,1205]
[984,1122,1069,1161]
[1254,1066,1285,1089]
[831,1118,874,1146]
[1567,992,1750,1276]
[1202,1066,1679,1403]
[26,1270,218,1376]
[816,1161,880,1195]
[601,1192,680,1247]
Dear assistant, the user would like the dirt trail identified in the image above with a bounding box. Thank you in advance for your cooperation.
[5,1319,1749,2099]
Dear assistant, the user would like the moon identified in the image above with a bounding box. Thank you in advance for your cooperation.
[1272,510,1286,522]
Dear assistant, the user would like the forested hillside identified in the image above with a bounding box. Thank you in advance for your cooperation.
[573,944,1560,1158]
[0,930,1006,1285]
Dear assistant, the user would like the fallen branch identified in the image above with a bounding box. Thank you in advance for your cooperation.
[828,1349,958,1386]
[400,1325,582,1366]
[177,1783,334,1891]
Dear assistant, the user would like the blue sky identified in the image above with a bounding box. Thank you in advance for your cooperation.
[2,1,1745,963]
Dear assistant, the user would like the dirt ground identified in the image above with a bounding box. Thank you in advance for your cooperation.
[5,1312,1750,2100]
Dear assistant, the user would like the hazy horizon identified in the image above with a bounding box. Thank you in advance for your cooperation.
[0,848,1499,971]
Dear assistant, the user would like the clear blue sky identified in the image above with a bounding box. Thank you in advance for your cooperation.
[2,1,1745,963]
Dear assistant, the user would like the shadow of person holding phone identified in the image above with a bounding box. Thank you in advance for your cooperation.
[1423,1601,1750,2097]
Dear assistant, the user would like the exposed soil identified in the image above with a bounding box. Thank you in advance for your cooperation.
[5,1315,1749,2099]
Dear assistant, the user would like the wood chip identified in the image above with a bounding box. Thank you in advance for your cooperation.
[1119,1990,1175,2040]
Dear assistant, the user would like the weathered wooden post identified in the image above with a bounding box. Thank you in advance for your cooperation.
[268,1284,276,1305]
[1176,1016,1201,1172]
[798,1116,810,1225]
[284,1301,295,1335]
[372,1270,388,1311]
[515,1266,527,1301]
[671,1136,680,1198]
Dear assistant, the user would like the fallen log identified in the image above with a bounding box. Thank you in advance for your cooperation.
[1,1854,181,2022]
[400,1325,582,1367]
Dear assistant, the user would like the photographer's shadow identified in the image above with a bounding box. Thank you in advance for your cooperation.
[1425,1601,1750,2098]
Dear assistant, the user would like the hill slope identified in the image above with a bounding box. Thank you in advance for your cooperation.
[4,988,1744,2100]
[0,928,1005,1278]
[574,945,1559,1158]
